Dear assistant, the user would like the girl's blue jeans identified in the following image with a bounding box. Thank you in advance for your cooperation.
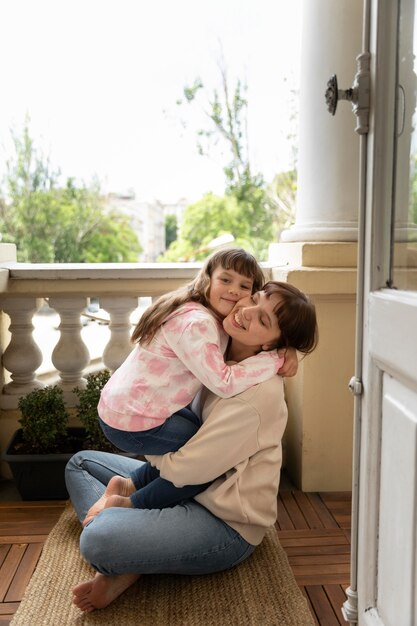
[99,408,210,508]
[65,450,255,576]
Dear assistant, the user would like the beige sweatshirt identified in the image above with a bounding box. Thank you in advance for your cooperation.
[147,375,288,545]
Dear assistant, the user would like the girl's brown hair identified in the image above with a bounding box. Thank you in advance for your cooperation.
[132,248,265,345]
[263,281,318,354]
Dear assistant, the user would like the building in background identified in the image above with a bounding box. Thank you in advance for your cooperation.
[106,191,188,261]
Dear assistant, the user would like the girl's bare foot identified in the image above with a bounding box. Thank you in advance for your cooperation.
[82,476,135,526]
[72,572,140,612]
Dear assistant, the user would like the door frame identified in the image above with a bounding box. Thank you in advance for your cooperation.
[355,0,417,623]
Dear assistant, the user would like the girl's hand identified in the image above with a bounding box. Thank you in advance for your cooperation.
[277,347,298,377]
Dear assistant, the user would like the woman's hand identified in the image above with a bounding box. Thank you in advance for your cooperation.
[277,347,298,377]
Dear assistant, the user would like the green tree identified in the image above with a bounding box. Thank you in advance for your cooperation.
[164,213,178,249]
[159,193,261,261]
[159,238,194,262]
[173,65,276,260]
[180,193,241,248]
[0,123,142,263]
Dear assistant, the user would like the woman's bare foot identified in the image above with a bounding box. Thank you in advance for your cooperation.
[103,494,134,509]
[82,476,135,526]
[72,572,140,612]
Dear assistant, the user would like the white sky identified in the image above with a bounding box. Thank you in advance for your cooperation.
[0,0,302,203]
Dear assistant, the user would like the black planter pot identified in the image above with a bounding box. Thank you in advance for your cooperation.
[2,427,86,501]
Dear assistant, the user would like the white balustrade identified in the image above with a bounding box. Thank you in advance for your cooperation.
[0,297,45,397]
[100,296,138,372]
[0,261,214,408]
[48,296,90,394]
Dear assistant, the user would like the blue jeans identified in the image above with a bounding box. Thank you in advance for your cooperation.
[99,408,211,508]
[65,450,255,576]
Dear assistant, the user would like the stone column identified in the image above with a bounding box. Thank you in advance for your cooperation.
[269,0,364,491]
[280,0,363,242]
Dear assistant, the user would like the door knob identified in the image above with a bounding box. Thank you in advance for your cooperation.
[325,74,356,116]
[324,53,370,135]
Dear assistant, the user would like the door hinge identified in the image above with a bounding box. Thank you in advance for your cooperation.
[325,52,370,135]
[348,376,363,396]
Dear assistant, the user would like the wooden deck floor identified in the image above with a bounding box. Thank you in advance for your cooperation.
[276,489,351,625]
[0,485,351,625]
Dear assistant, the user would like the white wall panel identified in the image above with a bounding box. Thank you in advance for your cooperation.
[377,375,417,626]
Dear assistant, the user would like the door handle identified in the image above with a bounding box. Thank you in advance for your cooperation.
[325,74,357,115]
[324,52,371,135]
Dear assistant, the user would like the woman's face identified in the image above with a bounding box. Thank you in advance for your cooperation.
[222,290,282,349]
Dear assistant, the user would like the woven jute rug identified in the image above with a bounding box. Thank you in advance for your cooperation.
[11,504,315,626]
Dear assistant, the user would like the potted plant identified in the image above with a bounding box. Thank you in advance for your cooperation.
[2,370,131,500]
[73,370,141,460]
[2,385,86,500]
[72,370,117,453]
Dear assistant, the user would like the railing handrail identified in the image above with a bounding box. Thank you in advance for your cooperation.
[2,260,273,282]
[2,260,273,275]
[2,261,203,280]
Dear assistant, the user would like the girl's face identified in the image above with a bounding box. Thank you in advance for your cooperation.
[207,266,254,318]
[222,290,282,349]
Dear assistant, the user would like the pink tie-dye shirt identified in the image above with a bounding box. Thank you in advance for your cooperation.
[98,302,283,432]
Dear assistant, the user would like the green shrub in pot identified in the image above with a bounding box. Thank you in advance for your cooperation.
[17,385,71,454]
[73,370,116,452]
[3,385,84,499]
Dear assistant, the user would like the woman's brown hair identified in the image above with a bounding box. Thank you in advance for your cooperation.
[132,248,265,345]
[263,281,318,354]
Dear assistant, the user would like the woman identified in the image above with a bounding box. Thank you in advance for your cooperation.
[66,281,318,613]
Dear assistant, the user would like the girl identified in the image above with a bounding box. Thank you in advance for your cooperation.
[85,279,314,523]
[94,249,285,515]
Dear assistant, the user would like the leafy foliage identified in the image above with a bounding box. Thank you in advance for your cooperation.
[160,193,261,260]
[18,386,70,454]
[269,169,297,238]
[166,64,288,260]
[164,213,178,249]
[73,370,116,452]
[0,122,142,263]
[180,194,240,247]
[14,371,117,455]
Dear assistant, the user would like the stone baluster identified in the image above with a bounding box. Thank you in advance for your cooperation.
[48,296,90,393]
[100,296,138,372]
[0,297,44,399]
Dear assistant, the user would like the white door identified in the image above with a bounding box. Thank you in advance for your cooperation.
[349,1,417,625]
